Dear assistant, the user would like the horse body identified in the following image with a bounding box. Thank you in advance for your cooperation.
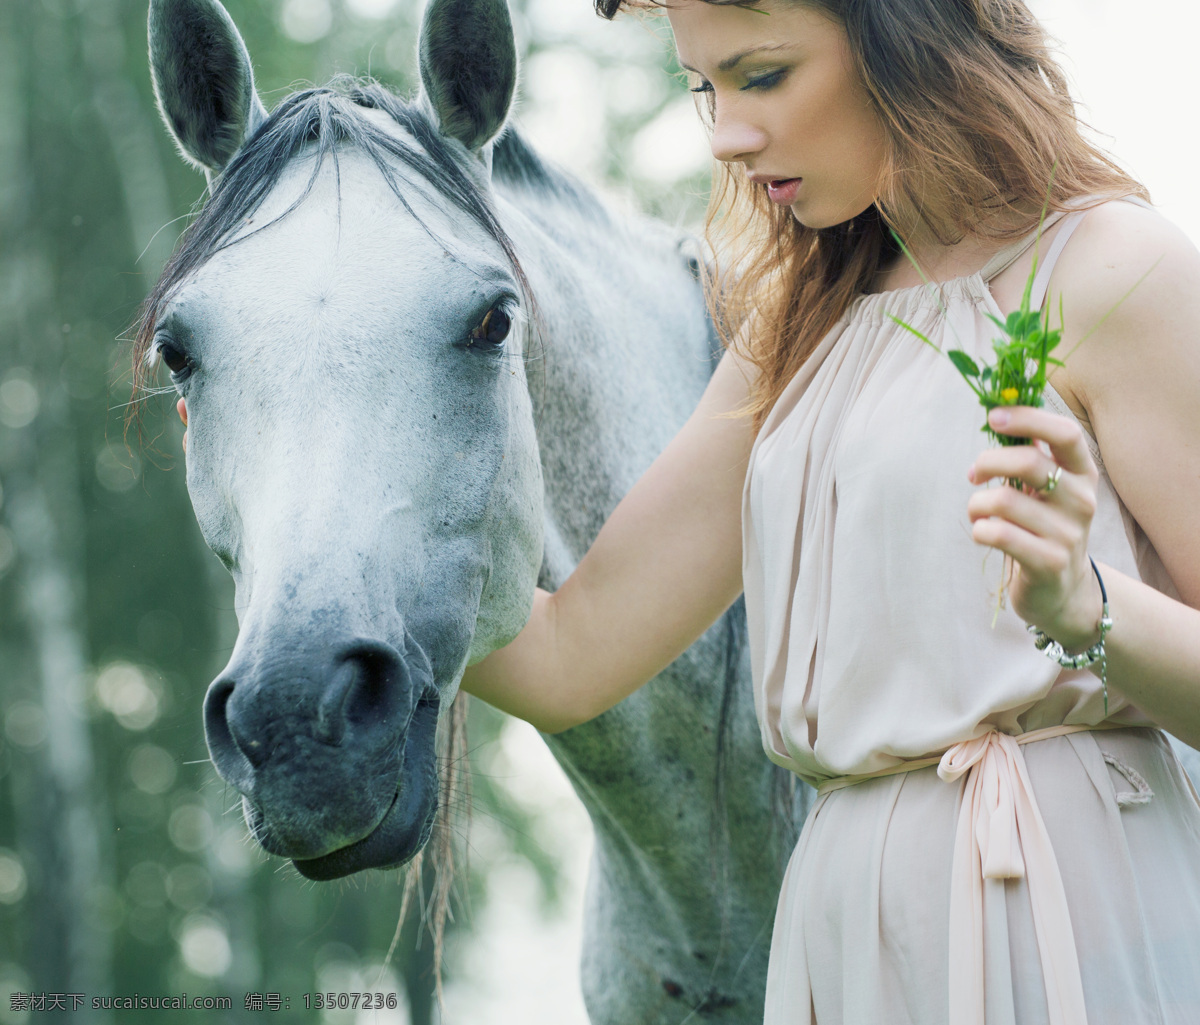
[144,1,808,1020]
[493,138,803,1017]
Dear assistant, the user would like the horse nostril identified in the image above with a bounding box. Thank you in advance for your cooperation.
[203,676,261,781]
[317,641,408,747]
[316,661,355,745]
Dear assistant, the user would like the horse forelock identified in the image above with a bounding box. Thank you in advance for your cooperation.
[129,76,565,425]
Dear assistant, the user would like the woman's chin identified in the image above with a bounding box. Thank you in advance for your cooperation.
[789,195,878,231]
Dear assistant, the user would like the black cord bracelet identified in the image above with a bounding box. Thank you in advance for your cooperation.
[1025,556,1113,715]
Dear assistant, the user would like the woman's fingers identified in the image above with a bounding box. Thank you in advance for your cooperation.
[967,484,1085,553]
[969,513,1070,576]
[965,406,1102,631]
[968,445,1096,518]
[969,442,1053,488]
[985,406,1096,479]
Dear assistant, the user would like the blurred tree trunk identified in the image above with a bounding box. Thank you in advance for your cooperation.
[0,2,111,1017]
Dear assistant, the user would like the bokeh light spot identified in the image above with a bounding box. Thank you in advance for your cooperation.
[630,98,712,183]
[0,850,27,905]
[3,702,47,751]
[94,444,141,493]
[214,824,260,876]
[128,743,178,794]
[178,914,232,977]
[281,0,332,43]
[168,804,214,853]
[95,662,162,730]
[0,371,39,429]
[345,0,399,19]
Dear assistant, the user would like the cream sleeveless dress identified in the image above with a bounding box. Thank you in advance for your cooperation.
[742,201,1200,1025]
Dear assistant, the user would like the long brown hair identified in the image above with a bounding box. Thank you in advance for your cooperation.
[597,0,1147,432]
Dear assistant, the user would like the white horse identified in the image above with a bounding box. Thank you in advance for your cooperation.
[144,0,809,1020]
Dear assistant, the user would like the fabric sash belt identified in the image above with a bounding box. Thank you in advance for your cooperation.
[817,723,1125,1025]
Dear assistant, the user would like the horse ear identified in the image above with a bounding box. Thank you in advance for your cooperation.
[418,0,517,155]
[148,0,269,178]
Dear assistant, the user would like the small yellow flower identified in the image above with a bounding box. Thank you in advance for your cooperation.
[1000,387,1020,404]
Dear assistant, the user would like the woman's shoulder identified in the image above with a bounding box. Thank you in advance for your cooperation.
[1050,198,1200,611]
[1048,200,1200,395]
[1053,199,1200,330]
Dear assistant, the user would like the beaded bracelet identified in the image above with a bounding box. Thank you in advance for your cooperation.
[1026,556,1113,715]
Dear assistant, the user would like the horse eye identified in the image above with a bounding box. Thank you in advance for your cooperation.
[157,341,192,375]
[469,304,512,348]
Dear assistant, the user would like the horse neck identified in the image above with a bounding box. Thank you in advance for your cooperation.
[495,178,718,582]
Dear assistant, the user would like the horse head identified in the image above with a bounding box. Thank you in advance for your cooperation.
[144,0,543,879]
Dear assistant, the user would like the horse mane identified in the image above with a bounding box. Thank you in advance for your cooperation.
[491,127,611,224]
[130,76,583,415]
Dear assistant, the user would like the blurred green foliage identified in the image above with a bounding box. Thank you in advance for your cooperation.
[0,0,705,1022]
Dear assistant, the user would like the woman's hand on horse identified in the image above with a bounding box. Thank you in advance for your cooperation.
[966,405,1103,649]
[177,397,188,453]
[460,347,754,733]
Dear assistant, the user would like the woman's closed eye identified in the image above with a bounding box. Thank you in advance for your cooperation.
[688,69,788,94]
[742,69,787,91]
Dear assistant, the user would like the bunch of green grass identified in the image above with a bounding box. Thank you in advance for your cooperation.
[887,217,1153,617]
[887,247,1061,618]
[889,256,1063,491]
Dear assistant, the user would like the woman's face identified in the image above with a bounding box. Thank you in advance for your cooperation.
[668,0,889,229]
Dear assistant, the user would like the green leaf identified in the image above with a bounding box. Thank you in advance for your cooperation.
[947,349,981,379]
[985,313,1010,335]
[887,314,939,351]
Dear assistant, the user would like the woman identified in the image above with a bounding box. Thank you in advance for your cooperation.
[459,0,1200,1020]
[456,0,1200,1021]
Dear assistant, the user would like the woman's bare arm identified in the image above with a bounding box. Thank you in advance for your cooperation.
[461,346,756,733]
[1060,204,1200,745]
[969,202,1200,747]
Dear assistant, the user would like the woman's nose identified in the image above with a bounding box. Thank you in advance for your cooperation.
[709,101,767,165]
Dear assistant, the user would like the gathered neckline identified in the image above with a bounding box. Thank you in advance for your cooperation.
[860,268,985,301]
[853,207,1077,315]
[845,271,1005,324]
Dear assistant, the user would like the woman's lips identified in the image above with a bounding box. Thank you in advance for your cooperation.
[766,178,802,205]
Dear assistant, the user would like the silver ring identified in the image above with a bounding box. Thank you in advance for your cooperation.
[1039,464,1063,495]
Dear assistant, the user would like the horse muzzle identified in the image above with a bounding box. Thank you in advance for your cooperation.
[203,631,440,878]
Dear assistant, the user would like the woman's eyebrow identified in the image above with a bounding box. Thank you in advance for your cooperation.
[677,43,796,74]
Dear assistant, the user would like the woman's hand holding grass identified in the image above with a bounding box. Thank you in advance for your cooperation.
[967,405,1104,651]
